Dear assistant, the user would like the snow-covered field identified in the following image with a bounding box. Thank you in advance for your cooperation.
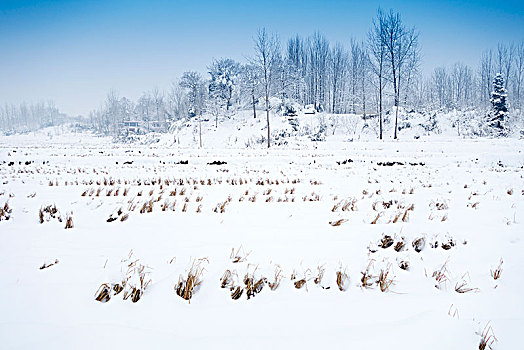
[1,131,523,349]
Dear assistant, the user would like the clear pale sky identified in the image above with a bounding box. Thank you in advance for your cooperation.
[0,0,522,116]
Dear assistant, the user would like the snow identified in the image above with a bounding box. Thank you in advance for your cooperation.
[0,117,523,349]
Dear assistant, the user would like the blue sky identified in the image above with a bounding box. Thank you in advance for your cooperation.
[0,0,522,116]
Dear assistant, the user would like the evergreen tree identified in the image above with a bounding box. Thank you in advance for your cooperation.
[488,73,508,136]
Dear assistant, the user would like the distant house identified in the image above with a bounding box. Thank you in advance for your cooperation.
[121,120,168,134]
[122,121,141,134]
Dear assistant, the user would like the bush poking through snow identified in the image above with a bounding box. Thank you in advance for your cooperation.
[0,202,12,221]
[176,258,208,303]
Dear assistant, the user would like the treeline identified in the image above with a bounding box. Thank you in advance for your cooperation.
[0,101,68,134]
[85,10,524,142]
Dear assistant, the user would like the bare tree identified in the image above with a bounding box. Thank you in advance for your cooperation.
[368,9,388,139]
[349,38,361,114]
[330,43,348,114]
[180,71,206,148]
[480,49,494,108]
[382,9,419,139]
[240,64,260,119]
[514,41,524,110]
[496,43,515,90]
[252,28,281,148]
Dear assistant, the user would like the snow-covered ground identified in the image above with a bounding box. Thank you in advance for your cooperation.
[0,125,523,349]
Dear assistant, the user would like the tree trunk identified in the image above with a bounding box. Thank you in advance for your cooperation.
[252,93,257,119]
[379,72,383,140]
[199,114,202,148]
[266,97,270,148]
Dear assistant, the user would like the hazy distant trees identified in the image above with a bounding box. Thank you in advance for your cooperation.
[0,101,65,134]
[329,43,348,114]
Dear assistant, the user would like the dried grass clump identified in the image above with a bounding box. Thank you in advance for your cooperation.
[0,201,12,221]
[313,265,329,289]
[336,267,350,291]
[230,245,250,263]
[478,323,497,350]
[268,264,284,291]
[379,235,394,249]
[122,263,152,303]
[378,264,394,292]
[39,204,61,223]
[291,268,310,290]
[490,259,503,280]
[371,212,381,224]
[39,259,59,270]
[213,200,229,213]
[95,252,151,304]
[360,260,376,288]
[95,283,112,303]
[398,260,410,271]
[332,201,342,212]
[412,237,426,253]
[342,198,357,211]
[455,276,479,294]
[139,199,154,213]
[175,258,208,303]
[394,238,405,252]
[432,260,449,289]
[243,267,266,299]
[441,238,456,250]
[220,269,234,289]
[64,213,74,229]
[329,219,347,227]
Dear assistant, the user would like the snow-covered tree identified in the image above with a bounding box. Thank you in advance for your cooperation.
[208,58,240,113]
[488,73,508,136]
